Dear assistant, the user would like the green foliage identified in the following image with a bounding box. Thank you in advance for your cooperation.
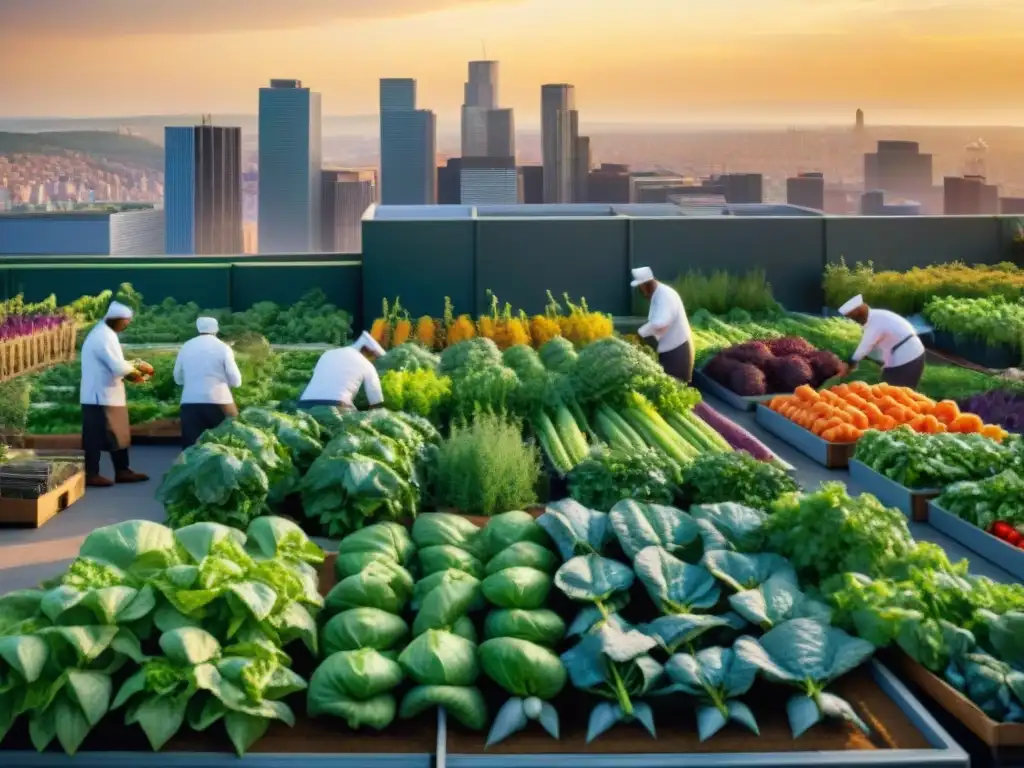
[431,414,541,516]
[664,269,781,316]
[680,452,798,510]
[924,295,1024,352]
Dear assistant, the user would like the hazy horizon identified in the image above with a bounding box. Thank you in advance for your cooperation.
[3,0,1024,125]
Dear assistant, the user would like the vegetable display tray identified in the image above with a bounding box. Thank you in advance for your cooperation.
[847,460,940,523]
[440,661,967,768]
[692,369,779,412]
[889,650,1024,762]
[927,502,1024,581]
[0,469,84,528]
[754,405,856,468]
[930,331,1018,371]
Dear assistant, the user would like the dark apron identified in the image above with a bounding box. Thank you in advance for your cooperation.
[296,399,354,411]
[881,334,925,389]
[181,403,239,447]
[659,340,695,384]
[82,404,131,452]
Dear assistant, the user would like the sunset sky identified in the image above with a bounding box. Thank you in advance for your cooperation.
[3,0,1024,126]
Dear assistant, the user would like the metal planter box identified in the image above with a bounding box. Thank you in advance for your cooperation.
[848,460,940,522]
[927,502,1024,581]
[754,404,855,468]
[440,661,967,768]
[930,331,1018,370]
[692,368,779,412]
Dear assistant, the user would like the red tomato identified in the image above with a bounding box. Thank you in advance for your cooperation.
[1007,530,1024,546]
[990,521,1014,540]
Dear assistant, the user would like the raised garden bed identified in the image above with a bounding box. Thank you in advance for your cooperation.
[889,650,1024,766]
[930,331,1019,371]
[692,368,778,412]
[754,404,856,468]
[6,419,184,450]
[441,660,968,768]
[0,468,84,528]
[0,323,76,383]
[848,460,940,523]
[927,502,1024,581]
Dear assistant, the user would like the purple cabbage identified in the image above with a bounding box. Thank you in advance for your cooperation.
[959,391,1024,433]
[805,349,843,387]
[724,340,774,367]
[767,337,816,358]
[764,355,814,392]
[693,401,780,462]
[728,363,768,396]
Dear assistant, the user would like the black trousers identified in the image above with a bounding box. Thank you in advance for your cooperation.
[659,340,695,384]
[882,354,926,389]
[85,448,130,477]
[181,403,239,447]
[82,404,131,478]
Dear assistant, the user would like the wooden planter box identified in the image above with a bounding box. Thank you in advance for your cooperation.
[754,404,856,468]
[889,650,1024,765]
[441,660,968,768]
[848,460,940,522]
[8,419,183,450]
[0,469,85,528]
[0,323,76,383]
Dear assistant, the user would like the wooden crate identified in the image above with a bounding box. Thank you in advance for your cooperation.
[0,470,85,528]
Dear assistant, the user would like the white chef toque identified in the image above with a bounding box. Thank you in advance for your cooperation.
[196,317,219,335]
[104,301,134,320]
[630,266,655,287]
[838,294,865,316]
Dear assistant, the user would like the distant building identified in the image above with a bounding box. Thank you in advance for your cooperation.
[460,157,519,205]
[0,207,164,255]
[861,190,920,216]
[786,172,825,211]
[1001,197,1024,214]
[588,163,631,203]
[541,84,577,203]
[379,78,437,204]
[863,140,933,205]
[322,169,376,253]
[855,109,864,132]
[944,176,999,215]
[258,79,322,253]
[437,158,462,205]
[165,125,242,255]
[717,173,763,204]
[574,137,591,204]
[519,165,544,204]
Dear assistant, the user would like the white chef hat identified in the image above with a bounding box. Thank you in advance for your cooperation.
[104,301,134,320]
[838,294,865,316]
[196,317,219,335]
[630,266,655,287]
[353,331,386,357]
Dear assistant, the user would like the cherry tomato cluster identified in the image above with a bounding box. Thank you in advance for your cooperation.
[988,521,1024,549]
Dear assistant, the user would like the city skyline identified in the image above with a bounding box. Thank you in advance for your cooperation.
[3,0,1024,125]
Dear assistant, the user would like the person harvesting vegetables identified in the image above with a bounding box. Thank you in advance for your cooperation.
[79,301,150,487]
[839,294,926,389]
[173,317,243,447]
[297,331,387,411]
[632,266,694,383]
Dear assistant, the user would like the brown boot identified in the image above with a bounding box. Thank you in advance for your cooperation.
[115,470,150,484]
[86,475,115,488]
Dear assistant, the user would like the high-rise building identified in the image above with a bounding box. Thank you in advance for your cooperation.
[459,62,517,204]
[321,169,376,253]
[541,84,577,203]
[861,190,921,216]
[717,173,763,204]
[165,124,242,255]
[258,79,322,253]
[519,165,544,204]
[379,78,437,204]
[460,157,519,204]
[786,172,825,211]
[855,109,864,132]
[863,140,933,204]
[944,176,999,215]
[437,158,462,204]
[1001,197,1024,214]
[574,136,591,203]
[588,163,631,203]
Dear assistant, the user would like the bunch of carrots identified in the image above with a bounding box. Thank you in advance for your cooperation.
[767,381,1009,444]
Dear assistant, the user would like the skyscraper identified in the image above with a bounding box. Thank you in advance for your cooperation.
[258,79,322,253]
[541,84,577,203]
[863,141,933,204]
[459,61,517,204]
[321,169,376,253]
[379,78,437,204]
[786,172,825,210]
[165,124,243,255]
[574,136,591,203]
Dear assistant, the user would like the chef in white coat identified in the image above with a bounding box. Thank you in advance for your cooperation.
[79,301,150,487]
[633,266,694,382]
[297,331,386,411]
[840,294,926,389]
[173,317,243,447]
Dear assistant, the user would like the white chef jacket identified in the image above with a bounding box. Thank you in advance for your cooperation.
[79,322,135,406]
[851,309,925,368]
[301,346,383,407]
[173,335,243,405]
[638,283,691,353]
